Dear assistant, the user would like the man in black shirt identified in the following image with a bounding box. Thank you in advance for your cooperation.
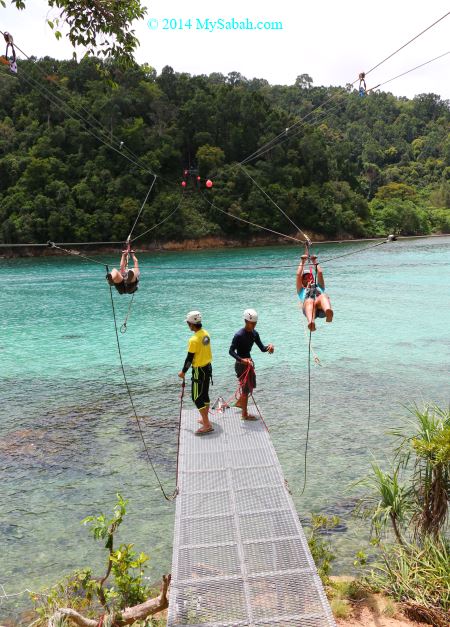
[229,308,274,420]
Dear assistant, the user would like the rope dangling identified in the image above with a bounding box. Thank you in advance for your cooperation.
[120,292,135,333]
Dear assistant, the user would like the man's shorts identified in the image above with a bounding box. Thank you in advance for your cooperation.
[115,280,139,295]
[235,361,256,395]
[192,364,212,410]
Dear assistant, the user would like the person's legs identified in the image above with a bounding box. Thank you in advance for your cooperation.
[303,299,316,331]
[106,268,124,284]
[316,294,333,322]
[193,367,213,433]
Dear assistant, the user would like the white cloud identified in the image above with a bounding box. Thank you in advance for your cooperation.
[1,0,449,99]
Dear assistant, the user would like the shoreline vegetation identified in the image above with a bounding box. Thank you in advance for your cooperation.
[1,58,449,251]
[1,232,449,259]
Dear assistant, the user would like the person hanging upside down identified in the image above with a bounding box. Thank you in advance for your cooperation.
[296,252,333,332]
[229,309,274,420]
[106,250,140,295]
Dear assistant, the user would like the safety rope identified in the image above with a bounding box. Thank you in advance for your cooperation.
[174,380,185,488]
[107,278,177,501]
[47,241,107,266]
[300,260,320,496]
[320,236,393,264]
[250,392,270,432]
[299,302,322,366]
[120,292,135,333]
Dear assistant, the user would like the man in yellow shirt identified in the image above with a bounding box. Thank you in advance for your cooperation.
[178,311,214,435]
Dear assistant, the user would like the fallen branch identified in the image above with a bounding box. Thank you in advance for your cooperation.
[47,574,171,627]
[119,574,170,624]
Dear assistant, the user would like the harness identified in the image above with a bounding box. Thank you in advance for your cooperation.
[358,72,366,97]
[2,32,17,74]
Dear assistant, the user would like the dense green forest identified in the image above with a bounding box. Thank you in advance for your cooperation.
[0,57,449,245]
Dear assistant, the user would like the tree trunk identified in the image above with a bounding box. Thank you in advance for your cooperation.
[47,574,170,627]
[390,514,404,545]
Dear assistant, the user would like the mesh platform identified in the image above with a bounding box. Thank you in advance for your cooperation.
[168,404,336,627]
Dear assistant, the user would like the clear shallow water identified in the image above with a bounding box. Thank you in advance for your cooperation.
[1,237,449,621]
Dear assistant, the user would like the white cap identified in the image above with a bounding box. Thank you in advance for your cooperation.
[186,310,202,324]
[244,308,258,322]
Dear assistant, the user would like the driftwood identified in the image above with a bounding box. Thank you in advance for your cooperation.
[48,574,170,627]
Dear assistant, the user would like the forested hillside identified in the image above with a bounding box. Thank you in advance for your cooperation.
[0,58,449,245]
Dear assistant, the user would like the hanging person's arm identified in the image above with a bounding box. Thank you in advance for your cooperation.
[310,255,325,290]
[296,254,308,293]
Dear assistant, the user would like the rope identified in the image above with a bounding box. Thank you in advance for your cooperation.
[127,176,157,241]
[250,392,270,432]
[299,303,322,366]
[320,237,390,264]
[367,50,450,93]
[48,241,107,266]
[364,10,450,78]
[120,292,135,333]
[174,380,185,488]
[107,281,176,501]
[239,165,310,243]
[300,261,319,496]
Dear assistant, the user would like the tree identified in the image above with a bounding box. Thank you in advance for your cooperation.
[2,0,147,64]
[295,73,313,89]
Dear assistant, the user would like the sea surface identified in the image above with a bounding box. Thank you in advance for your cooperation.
[1,237,449,621]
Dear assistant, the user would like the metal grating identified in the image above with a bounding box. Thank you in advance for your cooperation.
[168,404,336,626]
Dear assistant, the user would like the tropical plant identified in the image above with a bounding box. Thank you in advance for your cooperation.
[369,535,450,626]
[307,514,340,584]
[354,461,412,544]
[392,404,450,537]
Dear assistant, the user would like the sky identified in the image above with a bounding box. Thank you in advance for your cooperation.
[1,0,450,99]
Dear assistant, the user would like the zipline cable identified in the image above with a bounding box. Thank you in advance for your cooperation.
[0,31,161,180]
[16,68,157,177]
[127,175,157,241]
[238,11,450,168]
[48,241,108,266]
[201,191,304,243]
[364,10,450,78]
[107,279,177,501]
[131,195,184,243]
[239,165,309,242]
[367,50,450,93]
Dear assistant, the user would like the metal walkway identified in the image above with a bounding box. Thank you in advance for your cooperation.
[168,403,336,627]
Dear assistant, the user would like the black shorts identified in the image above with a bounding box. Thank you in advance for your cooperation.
[115,280,139,295]
[191,364,212,410]
[235,361,256,395]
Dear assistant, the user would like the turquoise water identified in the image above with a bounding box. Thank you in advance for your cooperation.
[1,237,449,621]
